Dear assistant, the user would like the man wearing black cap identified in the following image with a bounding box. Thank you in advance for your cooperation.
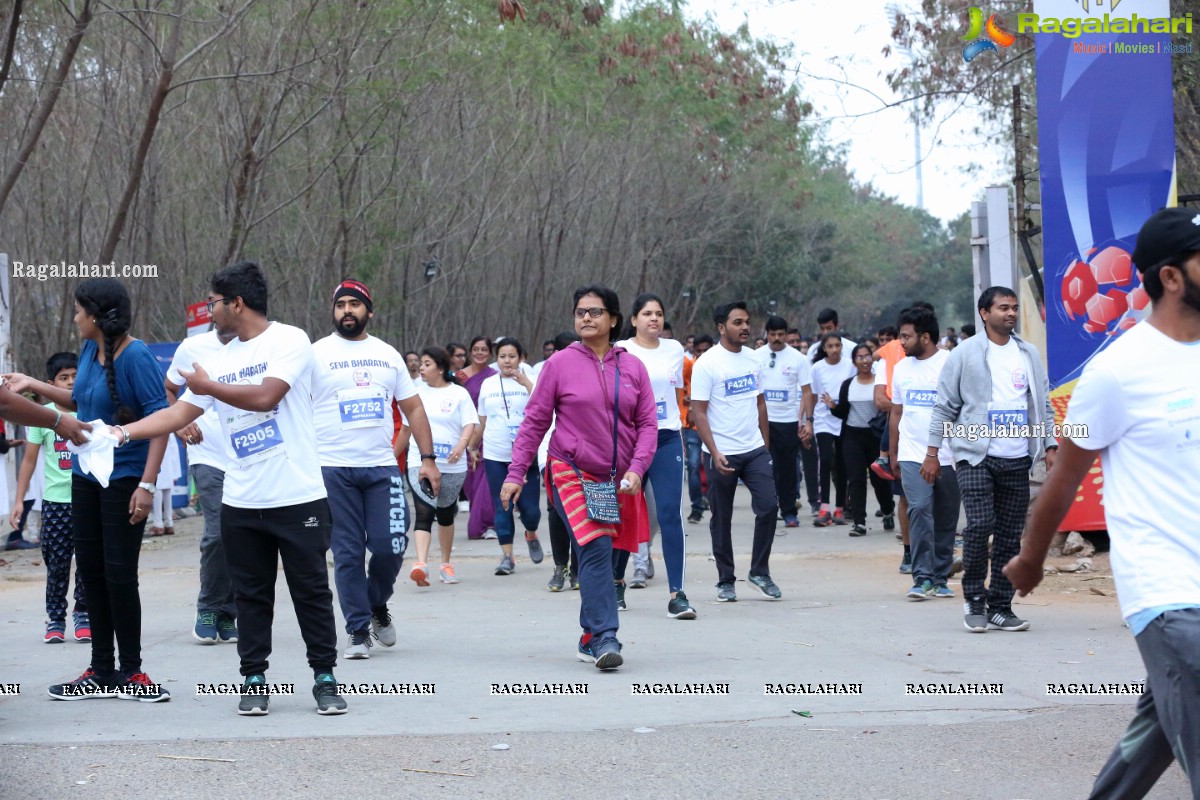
[312,280,440,660]
[1005,206,1200,798]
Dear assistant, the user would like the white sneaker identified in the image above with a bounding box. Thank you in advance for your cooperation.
[344,630,371,659]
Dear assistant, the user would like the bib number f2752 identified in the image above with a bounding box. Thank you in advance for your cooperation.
[336,387,386,429]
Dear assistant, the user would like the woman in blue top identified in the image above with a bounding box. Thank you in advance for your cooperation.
[9,279,171,702]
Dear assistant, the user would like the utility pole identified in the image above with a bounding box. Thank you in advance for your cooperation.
[1012,83,1045,303]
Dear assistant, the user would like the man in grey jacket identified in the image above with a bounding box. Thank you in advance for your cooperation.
[925,286,1058,633]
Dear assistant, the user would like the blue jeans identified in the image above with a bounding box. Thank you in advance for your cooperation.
[898,461,959,585]
[641,430,687,592]
[484,459,541,545]
[682,428,704,513]
[322,466,408,635]
[550,480,619,647]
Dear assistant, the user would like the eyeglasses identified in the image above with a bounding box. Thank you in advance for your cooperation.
[769,352,777,368]
[206,298,235,313]
[574,307,607,319]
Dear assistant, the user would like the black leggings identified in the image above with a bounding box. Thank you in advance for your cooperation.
[412,490,458,530]
[816,432,846,509]
[842,424,895,524]
[72,475,146,674]
[544,470,579,574]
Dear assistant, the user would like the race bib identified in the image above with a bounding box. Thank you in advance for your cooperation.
[229,412,284,465]
[432,442,452,459]
[723,374,757,397]
[656,400,668,420]
[905,388,937,408]
[337,387,387,430]
[988,403,1028,427]
[764,389,789,403]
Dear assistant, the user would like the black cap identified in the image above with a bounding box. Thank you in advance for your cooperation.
[1131,207,1200,273]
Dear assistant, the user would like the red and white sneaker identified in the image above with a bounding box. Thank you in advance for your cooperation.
[44,622,66,644]
[73,612,92,643]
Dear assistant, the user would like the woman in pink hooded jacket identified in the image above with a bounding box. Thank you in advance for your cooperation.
[500,285,658,670]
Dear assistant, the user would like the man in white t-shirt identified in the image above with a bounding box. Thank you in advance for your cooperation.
[112,261,349,716]
[756,316,813,527]
[691,301,781,602]
[165,325,235,645]
[888,305,959,602]
[313,280,438,660]
[1005,207,1200,798]
[928,286,1056,633]
[809,307,856,363]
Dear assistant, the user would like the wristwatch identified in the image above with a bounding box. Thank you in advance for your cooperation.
[137,481,156,494]
[420,453,437,461]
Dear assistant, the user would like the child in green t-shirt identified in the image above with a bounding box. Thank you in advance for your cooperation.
[11,353,87,644]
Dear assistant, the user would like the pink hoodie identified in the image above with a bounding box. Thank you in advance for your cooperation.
[506,342,658,483]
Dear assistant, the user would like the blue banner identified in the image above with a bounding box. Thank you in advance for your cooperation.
[1035,10,1176,386]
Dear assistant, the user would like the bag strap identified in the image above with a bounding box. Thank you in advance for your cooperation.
[607,353,620,480]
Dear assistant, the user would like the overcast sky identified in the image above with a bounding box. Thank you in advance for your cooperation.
[683,0,1009,224]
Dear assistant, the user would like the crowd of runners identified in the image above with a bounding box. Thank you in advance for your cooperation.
[1,205,1197,798]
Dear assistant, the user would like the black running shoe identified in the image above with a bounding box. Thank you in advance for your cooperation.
[313,674,347,715]
[238,674,269,716]
[667,591,697,620]
[47,668,120,700]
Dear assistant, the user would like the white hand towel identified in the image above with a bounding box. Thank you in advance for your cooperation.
[67,421,119,488]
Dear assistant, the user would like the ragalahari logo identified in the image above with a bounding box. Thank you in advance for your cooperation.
[962,8,1017,61]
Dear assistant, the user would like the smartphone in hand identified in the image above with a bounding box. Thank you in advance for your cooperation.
[419,477,434,498]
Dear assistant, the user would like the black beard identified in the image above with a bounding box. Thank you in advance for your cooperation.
[1182,271,1200,315]
[337,316,368,338]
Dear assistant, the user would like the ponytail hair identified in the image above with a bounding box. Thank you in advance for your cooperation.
[75,278,136,424]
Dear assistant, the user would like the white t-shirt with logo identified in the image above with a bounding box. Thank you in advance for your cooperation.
[180,322,326,509]
[892,349,952,465]
[311,333,417,468]
[402,383,479,474]
[1064,321,1200,623]
[166,330,231,469]
[477,373,532,462]
[617,338,685,432]
[755,345,812,423]
[810,358,855,436]
[690,345,763,456]
[986,338,1031,459]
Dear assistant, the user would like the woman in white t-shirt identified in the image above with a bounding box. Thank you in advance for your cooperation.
[402,347,479,586]
[811,332,855,526]
[473,338,544,577]
[830,344,895,536]
[615,293,695,620]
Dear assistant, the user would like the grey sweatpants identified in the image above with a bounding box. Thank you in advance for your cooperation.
[1088,607,1200,799]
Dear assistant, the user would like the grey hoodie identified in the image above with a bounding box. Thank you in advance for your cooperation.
[926,333,1056,466]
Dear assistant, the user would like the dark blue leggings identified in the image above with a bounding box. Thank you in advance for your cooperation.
[644,430,687,593]
[484,459,541,545]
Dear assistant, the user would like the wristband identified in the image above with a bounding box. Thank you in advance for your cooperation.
[51,410,62,429]
[137,481,156,494]
[420,453,436,461]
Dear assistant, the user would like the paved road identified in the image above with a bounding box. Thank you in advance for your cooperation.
[0,495,1190,799]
